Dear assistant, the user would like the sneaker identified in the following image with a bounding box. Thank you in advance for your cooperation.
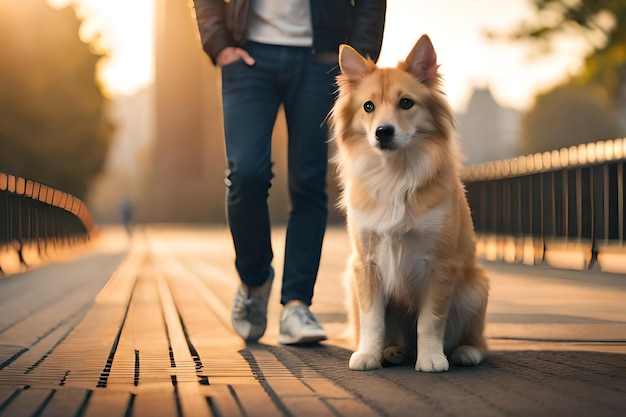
[278,302,327,345]
[231,272,274,342]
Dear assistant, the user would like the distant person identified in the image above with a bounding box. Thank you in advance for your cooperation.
[120,197,133,235]
[192,0,386,344]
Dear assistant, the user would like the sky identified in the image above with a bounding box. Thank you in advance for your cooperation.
[377,0,598,111]
[47,0,599,112]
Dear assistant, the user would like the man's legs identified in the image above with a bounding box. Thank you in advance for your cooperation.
[221,43,282,288]
[221,42,282,341]
[280,53,339,306]
[274,51,338,345]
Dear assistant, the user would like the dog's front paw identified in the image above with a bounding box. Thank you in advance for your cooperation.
[349,351,382,371]
[416,354,449,372]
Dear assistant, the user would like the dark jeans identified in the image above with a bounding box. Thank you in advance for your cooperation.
[221,41,339,306]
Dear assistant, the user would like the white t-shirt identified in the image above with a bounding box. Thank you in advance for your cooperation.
[247,0,313,47]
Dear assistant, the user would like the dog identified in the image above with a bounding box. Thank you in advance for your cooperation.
[329,35,489,373]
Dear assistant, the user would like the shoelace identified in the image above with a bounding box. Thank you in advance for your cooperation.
[232,289,248,314]
[233,288,265,323]
[291,305,319,327]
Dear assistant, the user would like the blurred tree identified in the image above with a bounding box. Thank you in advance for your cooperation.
[494,0,626,153]
[518,83,623,155]
[0,0,113,199]
[502,0,626,106]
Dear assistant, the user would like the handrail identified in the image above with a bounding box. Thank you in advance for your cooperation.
[1,172,94,252]
[461,138,626,273]
[461,138,626,182]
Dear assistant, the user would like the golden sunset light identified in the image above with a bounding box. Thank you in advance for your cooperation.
[377,0,598,111]
[47,0,154,96]
[43,0,599,110]
[2,3,625,414]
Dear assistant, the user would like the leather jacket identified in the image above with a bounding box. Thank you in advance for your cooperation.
[193,0,386,65]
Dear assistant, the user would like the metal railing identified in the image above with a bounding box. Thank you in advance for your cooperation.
[1,172,94,270]
[462,138,626,274]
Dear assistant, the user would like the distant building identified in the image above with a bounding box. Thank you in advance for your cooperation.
[133,0,225,222]
[456,88,519,166]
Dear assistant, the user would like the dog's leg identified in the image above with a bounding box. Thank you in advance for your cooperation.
[450,275,489,366]
[348,256,386,371]
[350,286,385,371]
[415,268,455,372]
[343,258,361,347]
[447,309,487,366]
[346,230,385,370]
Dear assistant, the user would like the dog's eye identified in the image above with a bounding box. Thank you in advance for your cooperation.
[363,101,375,113]
[399,98,414,109]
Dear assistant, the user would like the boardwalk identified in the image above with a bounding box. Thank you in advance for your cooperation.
[0,225,624,417]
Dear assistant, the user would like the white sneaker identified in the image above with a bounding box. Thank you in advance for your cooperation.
[231,273,274,342]
[278,302,327,345]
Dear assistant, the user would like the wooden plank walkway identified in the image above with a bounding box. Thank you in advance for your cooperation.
[0,225,625,417]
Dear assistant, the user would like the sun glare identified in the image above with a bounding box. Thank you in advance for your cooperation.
[43,0,593,109]
[379,0,594,112]
[47,0,154,97]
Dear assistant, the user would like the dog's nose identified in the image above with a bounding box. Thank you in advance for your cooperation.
[375,125,395,146]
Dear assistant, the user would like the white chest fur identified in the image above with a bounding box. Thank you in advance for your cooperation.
[365,203,449,300]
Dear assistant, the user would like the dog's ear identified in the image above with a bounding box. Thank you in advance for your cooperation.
[404,35,439,87]
[339,44,374,81]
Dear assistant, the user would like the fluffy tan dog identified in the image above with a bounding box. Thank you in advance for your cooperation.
[329,35,489,372]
